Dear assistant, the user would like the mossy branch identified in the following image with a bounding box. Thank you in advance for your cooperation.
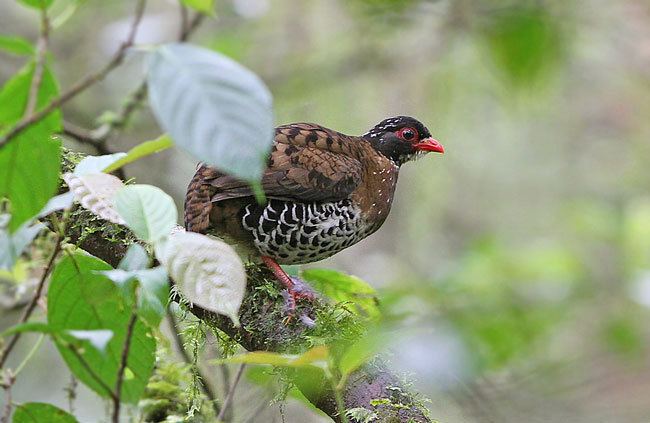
[60,149,432,423]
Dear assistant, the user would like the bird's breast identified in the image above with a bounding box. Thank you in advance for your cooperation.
[240,199,375,264]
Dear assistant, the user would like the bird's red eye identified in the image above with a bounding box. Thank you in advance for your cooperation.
[397,127,418,142]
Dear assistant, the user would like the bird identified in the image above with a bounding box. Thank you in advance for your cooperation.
[184,116,443,310]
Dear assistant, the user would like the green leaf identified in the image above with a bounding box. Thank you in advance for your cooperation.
[12,402,78,423]
[114,185,178,243]
[181,0,215,14]
[16,0,55,10]
[301,269,379,318]
[0,62,62,231]
[155,232,245,325]
[222,346,329,369]
[103,134,173,174]
[48,252,156,403]
[147,43,273,182]
[73,153,127,176]
[0,35,34,56]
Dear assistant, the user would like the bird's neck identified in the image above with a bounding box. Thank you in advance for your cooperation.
[351,143,400,227]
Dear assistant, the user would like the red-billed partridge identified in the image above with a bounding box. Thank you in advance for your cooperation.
[184,116,443,306]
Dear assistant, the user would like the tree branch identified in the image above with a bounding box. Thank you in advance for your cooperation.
[0,0,147,149]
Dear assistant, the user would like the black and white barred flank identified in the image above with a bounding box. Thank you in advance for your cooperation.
[241,199,374,264]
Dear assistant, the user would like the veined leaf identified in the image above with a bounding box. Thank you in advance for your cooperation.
[63,173,126,225]
[147,43,273,182]
[155,231,246,325]
[114,185,178,243]
[48,252,155,403]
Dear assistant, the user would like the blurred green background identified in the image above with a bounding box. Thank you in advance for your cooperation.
[2,0,650,421]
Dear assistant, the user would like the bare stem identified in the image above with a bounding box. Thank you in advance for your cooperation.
[0,0,147,149]
[216,364,245,422]
[0,235,63,369]
[112,312,138,423]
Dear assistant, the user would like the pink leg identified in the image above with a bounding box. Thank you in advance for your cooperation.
[261,256,316,318]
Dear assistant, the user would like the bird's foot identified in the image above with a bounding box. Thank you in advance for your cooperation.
[280,279,318,326]
[261,256,318,326]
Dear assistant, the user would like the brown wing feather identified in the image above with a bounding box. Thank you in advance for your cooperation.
[184,123,363,232]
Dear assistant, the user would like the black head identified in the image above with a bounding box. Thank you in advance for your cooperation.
[362,116,444,165]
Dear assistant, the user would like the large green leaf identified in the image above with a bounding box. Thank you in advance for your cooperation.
[113,185,178,243]
[147,43,273,182]
[12,402,77,423]
[48,252,156,403]
[0,62,62,231]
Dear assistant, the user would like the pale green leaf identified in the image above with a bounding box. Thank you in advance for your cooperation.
[147,43,273,181]
[114,185,178,243]
[155,232,245,325]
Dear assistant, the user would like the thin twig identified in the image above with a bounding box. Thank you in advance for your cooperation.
[0,235,63,369]
[166,308,221,415]
[25,8,50,117]
[0,0,147,149]
[216,364,245,422]
[112,312,138,423]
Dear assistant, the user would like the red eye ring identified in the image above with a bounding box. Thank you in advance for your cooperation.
[396,127,419,142]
